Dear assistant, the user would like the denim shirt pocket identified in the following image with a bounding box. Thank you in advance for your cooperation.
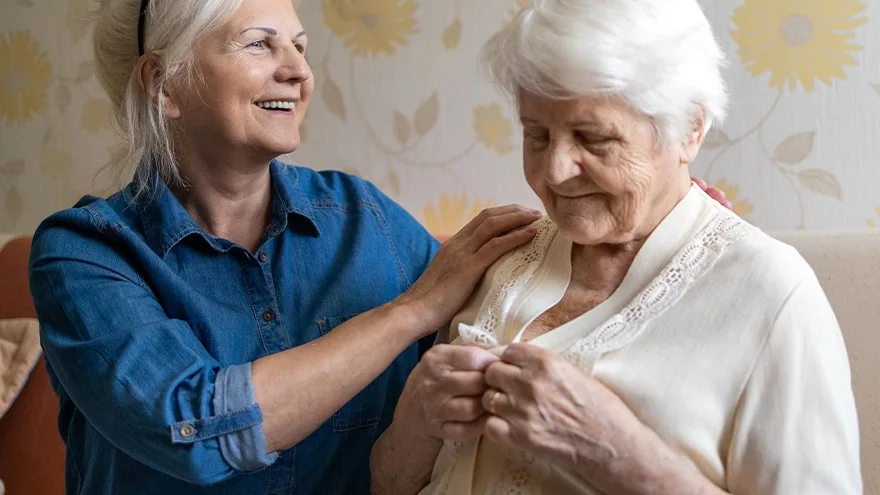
[317,313,385,432]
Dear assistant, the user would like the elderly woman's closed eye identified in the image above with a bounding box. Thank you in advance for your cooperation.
[370,0,862,494]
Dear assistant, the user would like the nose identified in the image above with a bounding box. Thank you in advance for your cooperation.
[275,45,311,85]
[544,140,583,186]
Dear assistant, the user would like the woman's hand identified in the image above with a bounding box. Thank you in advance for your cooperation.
[480,344,641,471]
[691,177,732,210]
[399,205,542,334]
[480,344,718,494]
[394,344,500,442]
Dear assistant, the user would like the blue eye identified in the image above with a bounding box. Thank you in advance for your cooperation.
[248,40,267,49]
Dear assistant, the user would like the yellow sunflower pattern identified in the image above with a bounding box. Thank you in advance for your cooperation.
[0,30,53,125]
[731,0,867,92]
[1,1,878,234]
[423,194,494,236]
[714,179,755,218]
[322,0,419,57]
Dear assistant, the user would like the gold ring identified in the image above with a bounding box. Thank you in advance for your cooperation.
[488,390,501,415]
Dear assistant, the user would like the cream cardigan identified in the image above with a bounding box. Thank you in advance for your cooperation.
[420,186,862,494]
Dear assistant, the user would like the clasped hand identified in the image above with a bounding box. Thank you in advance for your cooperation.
[397,343,648,474]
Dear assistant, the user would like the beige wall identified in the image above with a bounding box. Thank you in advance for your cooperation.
[2,0,879,236]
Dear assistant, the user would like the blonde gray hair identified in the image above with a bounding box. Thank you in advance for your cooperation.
[481,0,728,145]
[93,0,243,194]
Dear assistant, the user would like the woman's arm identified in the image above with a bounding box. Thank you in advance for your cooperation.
[254,205,540,452]
[370,344,499,494]
[725,274,861,494]
[369,414,444,494]
[30,206,539,485]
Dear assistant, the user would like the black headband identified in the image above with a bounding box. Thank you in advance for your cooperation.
[137,0,149,55]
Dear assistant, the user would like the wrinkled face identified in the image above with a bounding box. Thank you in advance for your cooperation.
[167,0,313,162]
[519,91,696,246]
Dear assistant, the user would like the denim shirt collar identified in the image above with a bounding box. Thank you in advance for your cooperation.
[137,160,320,258]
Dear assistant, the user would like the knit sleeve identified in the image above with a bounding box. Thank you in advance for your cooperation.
[725,273,862,494]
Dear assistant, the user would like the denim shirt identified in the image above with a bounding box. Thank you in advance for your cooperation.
[29,161,440,495]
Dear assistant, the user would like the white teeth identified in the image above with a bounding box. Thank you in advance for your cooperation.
[256,100,295,110]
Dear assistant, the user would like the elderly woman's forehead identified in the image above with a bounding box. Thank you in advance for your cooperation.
[518,93,630,121]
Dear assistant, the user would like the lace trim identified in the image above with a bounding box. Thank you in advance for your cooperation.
[456,212,754,367]
[493,447,549,495]
[458,216,556,346]
[561,214,753,370]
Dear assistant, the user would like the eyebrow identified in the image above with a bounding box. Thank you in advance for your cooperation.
[520,117,604,129]
[241,26,278,36]
[566,120,605,129]
[238,27,307,39]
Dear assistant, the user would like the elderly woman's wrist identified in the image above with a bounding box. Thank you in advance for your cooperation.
[587,426,711,495]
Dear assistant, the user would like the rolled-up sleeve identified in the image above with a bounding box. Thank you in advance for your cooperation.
[211,364,278,471]
[29,211,277,486]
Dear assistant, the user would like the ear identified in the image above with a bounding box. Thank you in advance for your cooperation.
[679,107,707,166]
[136,55,181,119]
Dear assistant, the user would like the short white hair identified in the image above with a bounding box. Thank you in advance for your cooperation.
[481,0,728,144]
[93,0,244,194]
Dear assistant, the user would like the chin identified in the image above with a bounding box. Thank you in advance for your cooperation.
[549,210,615,245]
[263,137,301,156]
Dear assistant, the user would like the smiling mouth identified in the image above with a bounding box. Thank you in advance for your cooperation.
[254,100,298,112]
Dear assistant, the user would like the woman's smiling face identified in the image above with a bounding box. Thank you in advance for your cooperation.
[165,0,314,162]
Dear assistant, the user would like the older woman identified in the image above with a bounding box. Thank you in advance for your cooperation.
[29,0,730,493]
[371,0,862,494]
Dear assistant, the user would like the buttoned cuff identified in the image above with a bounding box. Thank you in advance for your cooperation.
[211,363,279,472]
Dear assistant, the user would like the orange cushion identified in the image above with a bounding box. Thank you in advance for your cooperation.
[0,236,36,319]
[0,235,65,494]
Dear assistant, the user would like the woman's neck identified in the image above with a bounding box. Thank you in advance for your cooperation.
[569,179,690,291]
[175,157,274,252]
[569,239,644,293]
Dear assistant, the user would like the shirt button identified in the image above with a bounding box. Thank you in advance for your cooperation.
[258,252,269,263]
[179,424,196,438]
[262,310,275,322]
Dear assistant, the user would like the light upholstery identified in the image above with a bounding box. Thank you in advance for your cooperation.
[773,229,880,494]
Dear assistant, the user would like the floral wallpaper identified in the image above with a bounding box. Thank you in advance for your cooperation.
[1,0,879,237]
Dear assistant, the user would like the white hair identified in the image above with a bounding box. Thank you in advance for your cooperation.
[481,0,728,144]
[92,0,244,194]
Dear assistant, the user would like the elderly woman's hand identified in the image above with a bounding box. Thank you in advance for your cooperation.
[394,344,500,442]
[399,205,541,334]
[481,343,713,494]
